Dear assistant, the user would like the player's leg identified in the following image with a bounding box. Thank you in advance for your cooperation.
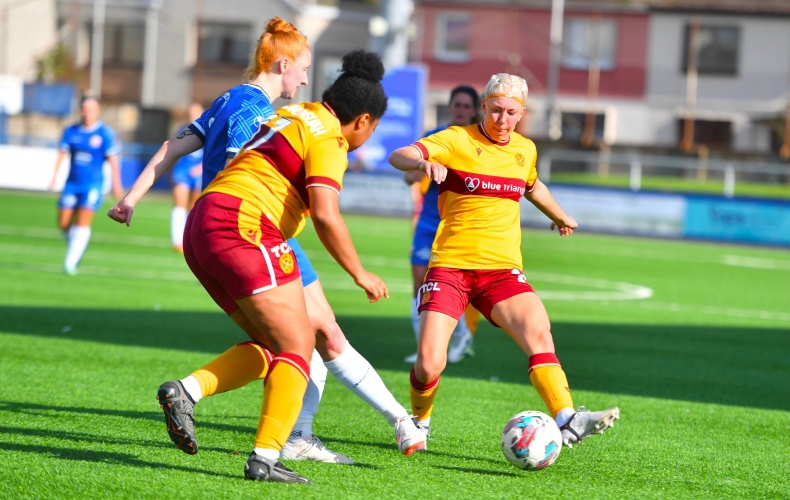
[63,194,97,274]
[408,267,469,454]
[171,183,189,252]
[188,185,201,210]
[484,271,619,448]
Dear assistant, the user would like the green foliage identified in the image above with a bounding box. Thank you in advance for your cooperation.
[35,45,78,83]
[0,191,788,498]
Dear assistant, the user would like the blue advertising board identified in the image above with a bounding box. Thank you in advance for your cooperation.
[347,66,426,173]
[684,196,790,246]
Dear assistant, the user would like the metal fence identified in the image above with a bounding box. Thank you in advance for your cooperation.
[538,149,790,198]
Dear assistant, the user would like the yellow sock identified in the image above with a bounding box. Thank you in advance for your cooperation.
[254,353,309,450]
[464,305,481,336]
[528,353,574,418]
[191,341,273,398]
[410,367,440,421]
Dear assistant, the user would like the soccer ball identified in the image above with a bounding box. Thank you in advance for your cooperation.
[501,411,562,470]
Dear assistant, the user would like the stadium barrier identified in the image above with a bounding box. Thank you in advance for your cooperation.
[339,173,790,247]
[1,145,787,247]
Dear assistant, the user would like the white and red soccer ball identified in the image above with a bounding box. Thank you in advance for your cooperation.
[501,411,562,470]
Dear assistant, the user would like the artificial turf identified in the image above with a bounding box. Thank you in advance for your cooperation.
[0,189,788,499]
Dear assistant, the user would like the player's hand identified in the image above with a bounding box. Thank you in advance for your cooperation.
[418,160,448,184]
[107,197,135,226]
[551,215,577,237]
[353,270,389,303]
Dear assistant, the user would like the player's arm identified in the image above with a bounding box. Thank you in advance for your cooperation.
[309,186,388,303]
[107,154,123,200]
[388,145,447,183]
[107,129,202,225]
[49,151,67,192]
[524,179,577,237]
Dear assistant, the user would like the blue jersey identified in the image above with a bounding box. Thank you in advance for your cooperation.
[187,83,275,187]
[416,126,446,230]
[59,121,118,187]
[173,148,203,177]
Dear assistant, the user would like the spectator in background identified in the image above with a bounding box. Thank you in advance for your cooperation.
[170,103,204,253]
[50,95,122,275]
[403,85,481,365]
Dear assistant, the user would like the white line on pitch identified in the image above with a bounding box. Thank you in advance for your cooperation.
[633,301,790,322]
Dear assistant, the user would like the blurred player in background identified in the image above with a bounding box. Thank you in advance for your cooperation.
[109,21,424,466]
[50,95,122,275]
[403,85,481,364]
[170,103,204,253]
[389,73,619,455]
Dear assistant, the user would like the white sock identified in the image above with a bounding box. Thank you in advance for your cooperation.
[170,207,187,247]
[179,375,202,403]
[555,407,575,428]
[417,416,430,426]
[451,314,471,339]
[410,298,420,341]
[324,344,408,427]
[64,225,91,270]
[252,447,280,461]
[290,349,326,441]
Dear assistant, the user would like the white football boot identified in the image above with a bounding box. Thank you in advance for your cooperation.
[447,331,473,364]
[280,436,354,464]
[560,406,620,448]
[395,416,427,456]
[403,352,418,363]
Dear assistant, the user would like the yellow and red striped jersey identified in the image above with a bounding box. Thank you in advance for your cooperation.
[202,102,348,242]
[413,123,538,270]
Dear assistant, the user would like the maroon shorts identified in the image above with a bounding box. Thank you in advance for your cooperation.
[183,192,301,315]
[417,267,535,327]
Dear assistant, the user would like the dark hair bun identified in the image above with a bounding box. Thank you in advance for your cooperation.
[341,50,385,82]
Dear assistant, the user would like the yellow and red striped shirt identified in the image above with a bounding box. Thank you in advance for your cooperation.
[202,102,348,243]
[413,123,538,270]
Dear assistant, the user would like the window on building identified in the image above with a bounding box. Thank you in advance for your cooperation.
[434,12,471,63]
[562,18,616,71]
[561,112,605,142]
[198,23,252,66]
[676,119,732,148]
[683,25,739,76]
[103,24,145,66]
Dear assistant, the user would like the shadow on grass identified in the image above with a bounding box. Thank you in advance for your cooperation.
[0,442,239,479]
[1,306,788,411]
[0,401,255,446]
[431,464,521,478]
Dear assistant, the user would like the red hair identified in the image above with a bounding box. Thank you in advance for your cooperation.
[245,17,309,80]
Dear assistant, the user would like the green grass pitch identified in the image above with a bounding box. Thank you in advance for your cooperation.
[0,189,788,499]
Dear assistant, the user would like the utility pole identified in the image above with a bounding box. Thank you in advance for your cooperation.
[545,0,564,140]
[89,0,105,97]
[680,17,699,153]
[781,79,790,160]
[378,0,414,69]
[581,15,601,148]
[141,0,161,107]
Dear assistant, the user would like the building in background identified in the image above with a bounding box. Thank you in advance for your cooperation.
[1,0,379,144]
[411,0,790,156]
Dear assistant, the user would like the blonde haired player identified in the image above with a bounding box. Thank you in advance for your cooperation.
[389,73,619,453]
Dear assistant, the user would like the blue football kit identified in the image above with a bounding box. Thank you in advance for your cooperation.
[171,134,203,192]
[58,121,118,211]
[410,126,446,266]
[187,83,318,287]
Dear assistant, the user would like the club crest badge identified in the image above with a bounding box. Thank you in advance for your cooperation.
[279,253,295,274]
[515,153,525,168]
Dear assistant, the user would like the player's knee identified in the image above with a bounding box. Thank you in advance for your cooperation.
[416,352,445,381]
[526,326,554,350]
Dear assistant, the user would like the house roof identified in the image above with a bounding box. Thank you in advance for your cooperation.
[417,0,790,15]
